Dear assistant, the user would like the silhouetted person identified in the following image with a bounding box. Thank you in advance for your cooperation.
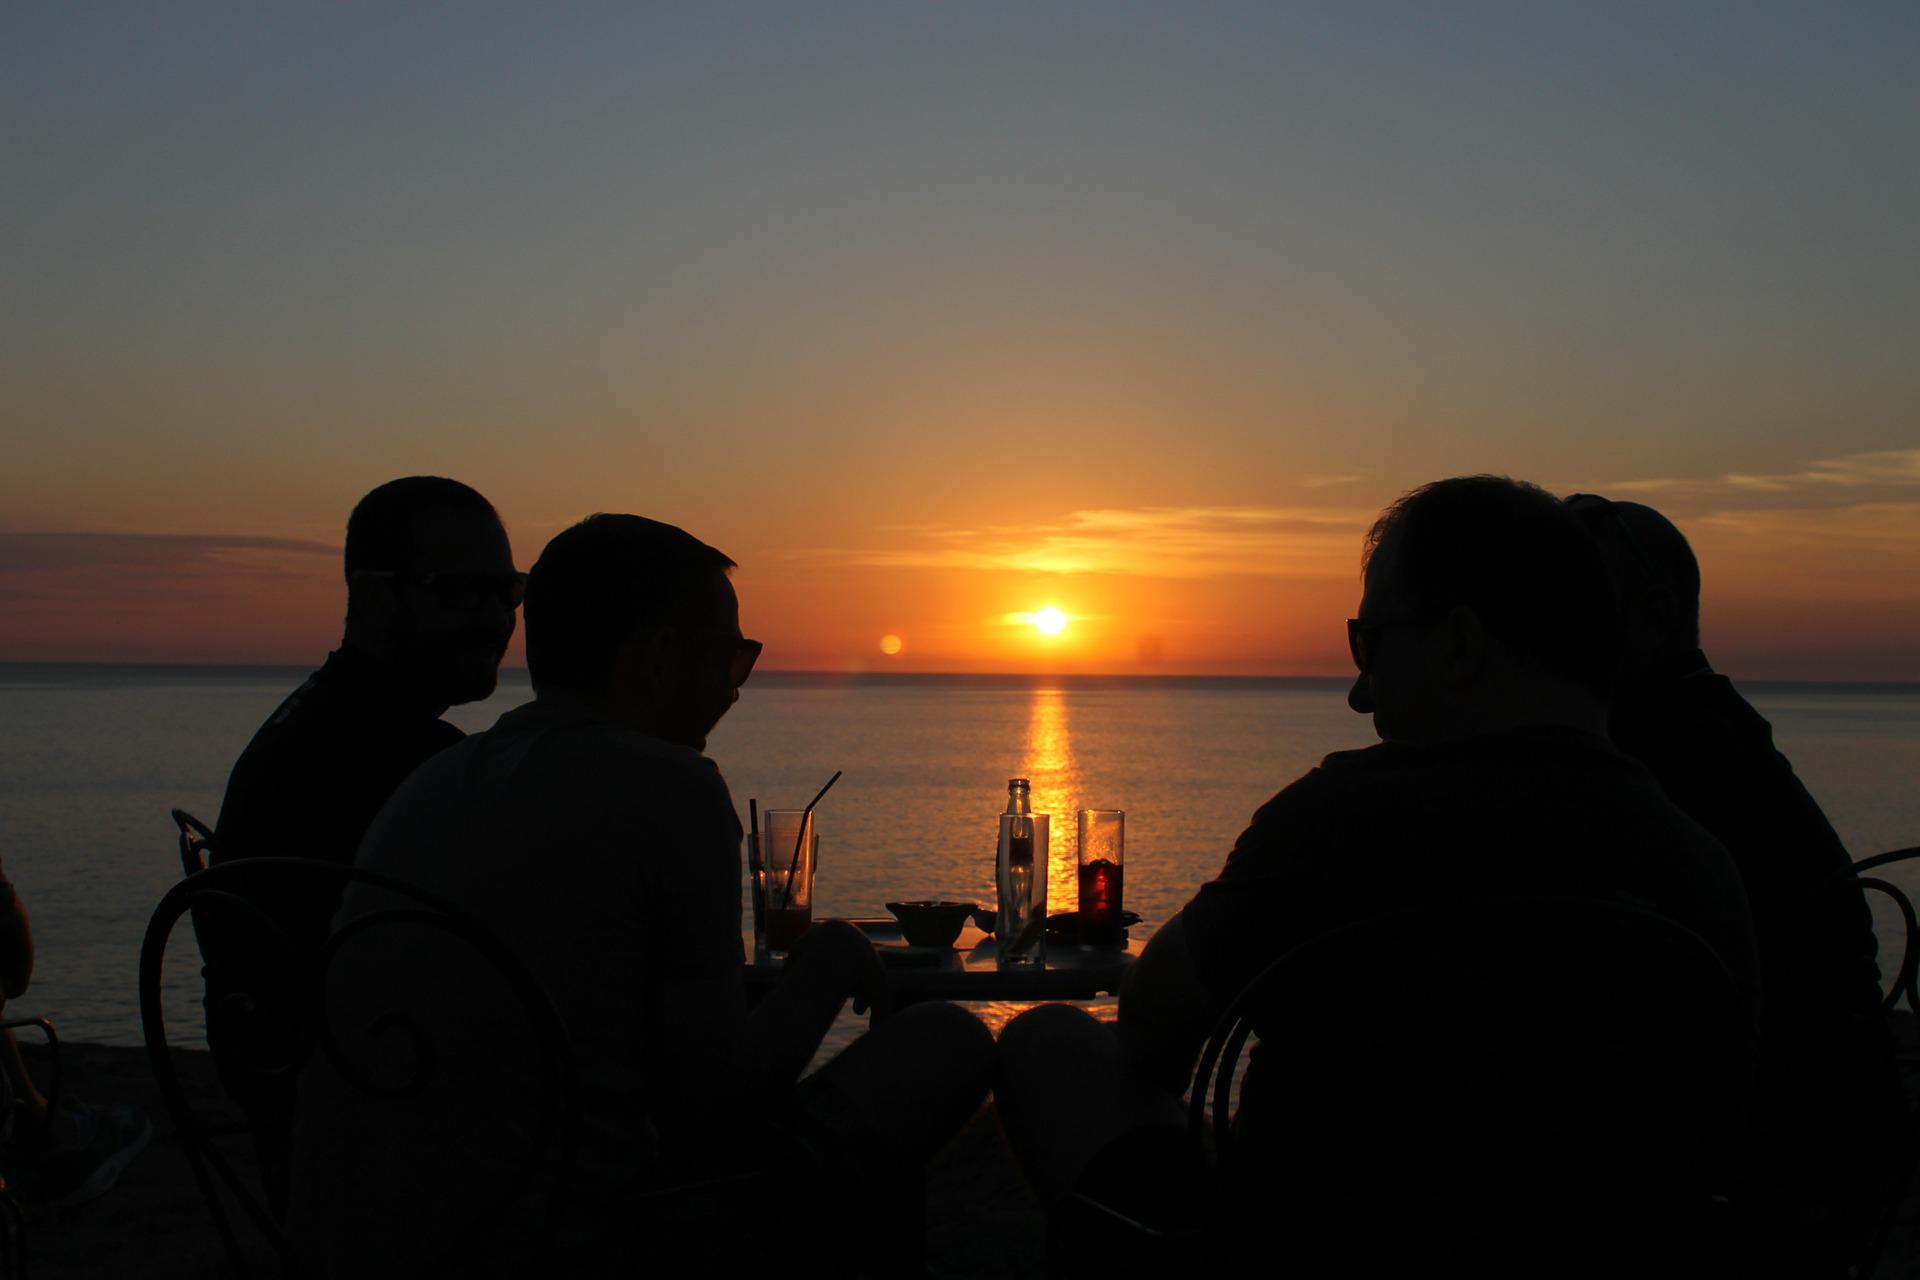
[0,860,150,1208]
[289,514,993,1275]
[207,474,519,1213]
[1567,492,1906,1275]
[215,475,520,880]
[995,475,1760,1273]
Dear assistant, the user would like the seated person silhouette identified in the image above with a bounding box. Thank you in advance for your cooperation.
[207,474,520,1211]
[995,475,1760,1272]
[0,858,151,1209]
[288,514,993,1275]
[1567,492,1906,1274]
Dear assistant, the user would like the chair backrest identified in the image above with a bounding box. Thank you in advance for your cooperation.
[139,857,580,1278]
[1853,846,1920,1017]
[1190,896,1754,1279]
[171,808,215,876]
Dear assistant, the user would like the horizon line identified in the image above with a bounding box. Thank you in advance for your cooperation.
[1,659,1916,692]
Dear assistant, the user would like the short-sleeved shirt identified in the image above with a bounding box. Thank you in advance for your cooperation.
[289,692,744,1265]
[1180,725,1760,1017]
[215,647,464,867]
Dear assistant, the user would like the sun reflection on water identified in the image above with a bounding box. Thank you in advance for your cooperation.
[1020,688,1082,917]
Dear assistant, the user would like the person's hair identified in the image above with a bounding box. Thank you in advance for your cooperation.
[525,514,737,695]
[1362,475,1619,701]
[1564,496,1702,650]
[344,476,502,577]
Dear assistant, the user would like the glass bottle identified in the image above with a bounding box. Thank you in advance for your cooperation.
[996,778,1048,964]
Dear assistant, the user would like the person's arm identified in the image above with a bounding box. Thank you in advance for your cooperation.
[1117,913,1221,1097]
[0,868,32,1000]
[745,919,889,1087]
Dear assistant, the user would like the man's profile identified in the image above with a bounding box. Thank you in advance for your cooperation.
[214,474,520,882]
[290,513,992,1273]
[994,475,1760,1271]
[205,474,519,1210]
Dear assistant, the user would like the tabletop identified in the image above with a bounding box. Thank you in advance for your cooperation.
[743,919,1143,1005]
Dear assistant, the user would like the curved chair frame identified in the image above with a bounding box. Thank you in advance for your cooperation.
[1853,846,1920,1017]
[1188,895,1752,1167]
[170,809,215,876]
[139,857,580,1278]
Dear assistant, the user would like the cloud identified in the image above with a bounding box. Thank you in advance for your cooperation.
[1602,448,1920,502]
[1301,473,1368,489]
[1723,448,1920,492]
[0,532,338,604]
[793,505,1372,579]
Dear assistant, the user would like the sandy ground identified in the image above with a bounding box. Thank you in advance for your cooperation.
[10,1032,1920,1278]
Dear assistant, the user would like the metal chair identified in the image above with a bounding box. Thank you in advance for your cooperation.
[1847,846,1920,1280]
[139,857,580,1278]
[170,809,215,876]
[0,1016,60,1279]
[1186,897,1754,1278]
[1853,846,1920,1017]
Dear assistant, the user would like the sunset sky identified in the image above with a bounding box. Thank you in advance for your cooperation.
[5,4,1917,679]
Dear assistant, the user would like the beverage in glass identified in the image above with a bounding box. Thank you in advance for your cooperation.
[1077,809,1125,943]
[753,810,815,956]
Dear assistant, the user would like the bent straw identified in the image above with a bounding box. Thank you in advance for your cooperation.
[779,770,843,910]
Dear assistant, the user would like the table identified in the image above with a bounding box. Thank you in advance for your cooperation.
[743,920,1143,1005]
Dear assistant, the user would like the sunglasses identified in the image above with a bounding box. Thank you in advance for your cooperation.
[679,631,764,687]
[353,569,528,611]
[1346,614,1434,674]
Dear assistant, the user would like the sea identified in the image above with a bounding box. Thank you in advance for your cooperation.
[2,663,1918,1052]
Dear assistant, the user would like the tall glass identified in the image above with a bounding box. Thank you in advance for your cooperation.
[997,811,1050,965]
[1077,809,1125,943]
[753,810,815,956]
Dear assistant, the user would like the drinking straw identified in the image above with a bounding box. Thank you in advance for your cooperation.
[747,798,765,942]
[779,770,843,910]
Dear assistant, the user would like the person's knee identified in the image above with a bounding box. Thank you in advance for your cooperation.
[896,1000,994,1088]
[999,1003,1106,1074]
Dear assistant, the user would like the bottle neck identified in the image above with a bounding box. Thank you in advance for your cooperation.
[1005,782,1031,815]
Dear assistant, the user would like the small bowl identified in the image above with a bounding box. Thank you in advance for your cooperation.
[884,900,977,949]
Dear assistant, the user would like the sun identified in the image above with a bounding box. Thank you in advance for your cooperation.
[1033,607,1069,636]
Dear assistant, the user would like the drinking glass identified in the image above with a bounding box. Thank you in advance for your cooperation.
[1077,809,1125,943]
[753,810,815,957]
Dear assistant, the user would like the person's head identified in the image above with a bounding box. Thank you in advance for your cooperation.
[1347,475,1618,743]
[342,477,519,708]
[1564,494,1702,675]
[524,514,757,750]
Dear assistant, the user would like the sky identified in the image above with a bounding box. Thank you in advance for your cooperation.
[4,3,1917,678]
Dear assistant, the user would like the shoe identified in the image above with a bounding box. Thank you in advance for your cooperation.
[11,1099,152,1210]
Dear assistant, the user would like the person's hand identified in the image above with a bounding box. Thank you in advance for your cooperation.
[787,918,892,1022]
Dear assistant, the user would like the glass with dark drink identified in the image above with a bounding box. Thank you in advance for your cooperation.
[1077,809,1125,944]
[752,809,815,957]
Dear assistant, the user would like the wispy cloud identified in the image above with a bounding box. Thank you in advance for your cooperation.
[1602,448,1920,501]
[792,505,1372,579]
[0,532,337,603]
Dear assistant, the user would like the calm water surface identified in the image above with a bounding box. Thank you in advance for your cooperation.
[2,664,1916,1048]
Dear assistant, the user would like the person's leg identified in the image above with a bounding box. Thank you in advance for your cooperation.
[994,1003,1188,1204]
[0,1026,48,1128]
[801,1000,994,1166]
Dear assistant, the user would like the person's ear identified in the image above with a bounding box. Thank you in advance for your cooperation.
[1441,605,1489,686]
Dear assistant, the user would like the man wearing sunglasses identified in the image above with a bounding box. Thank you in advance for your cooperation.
[295,513,992,1272]
[1568,493,1903,1275]
[998,475,1758,1270]
[215,475,521,877]
[208,474,519,1209]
